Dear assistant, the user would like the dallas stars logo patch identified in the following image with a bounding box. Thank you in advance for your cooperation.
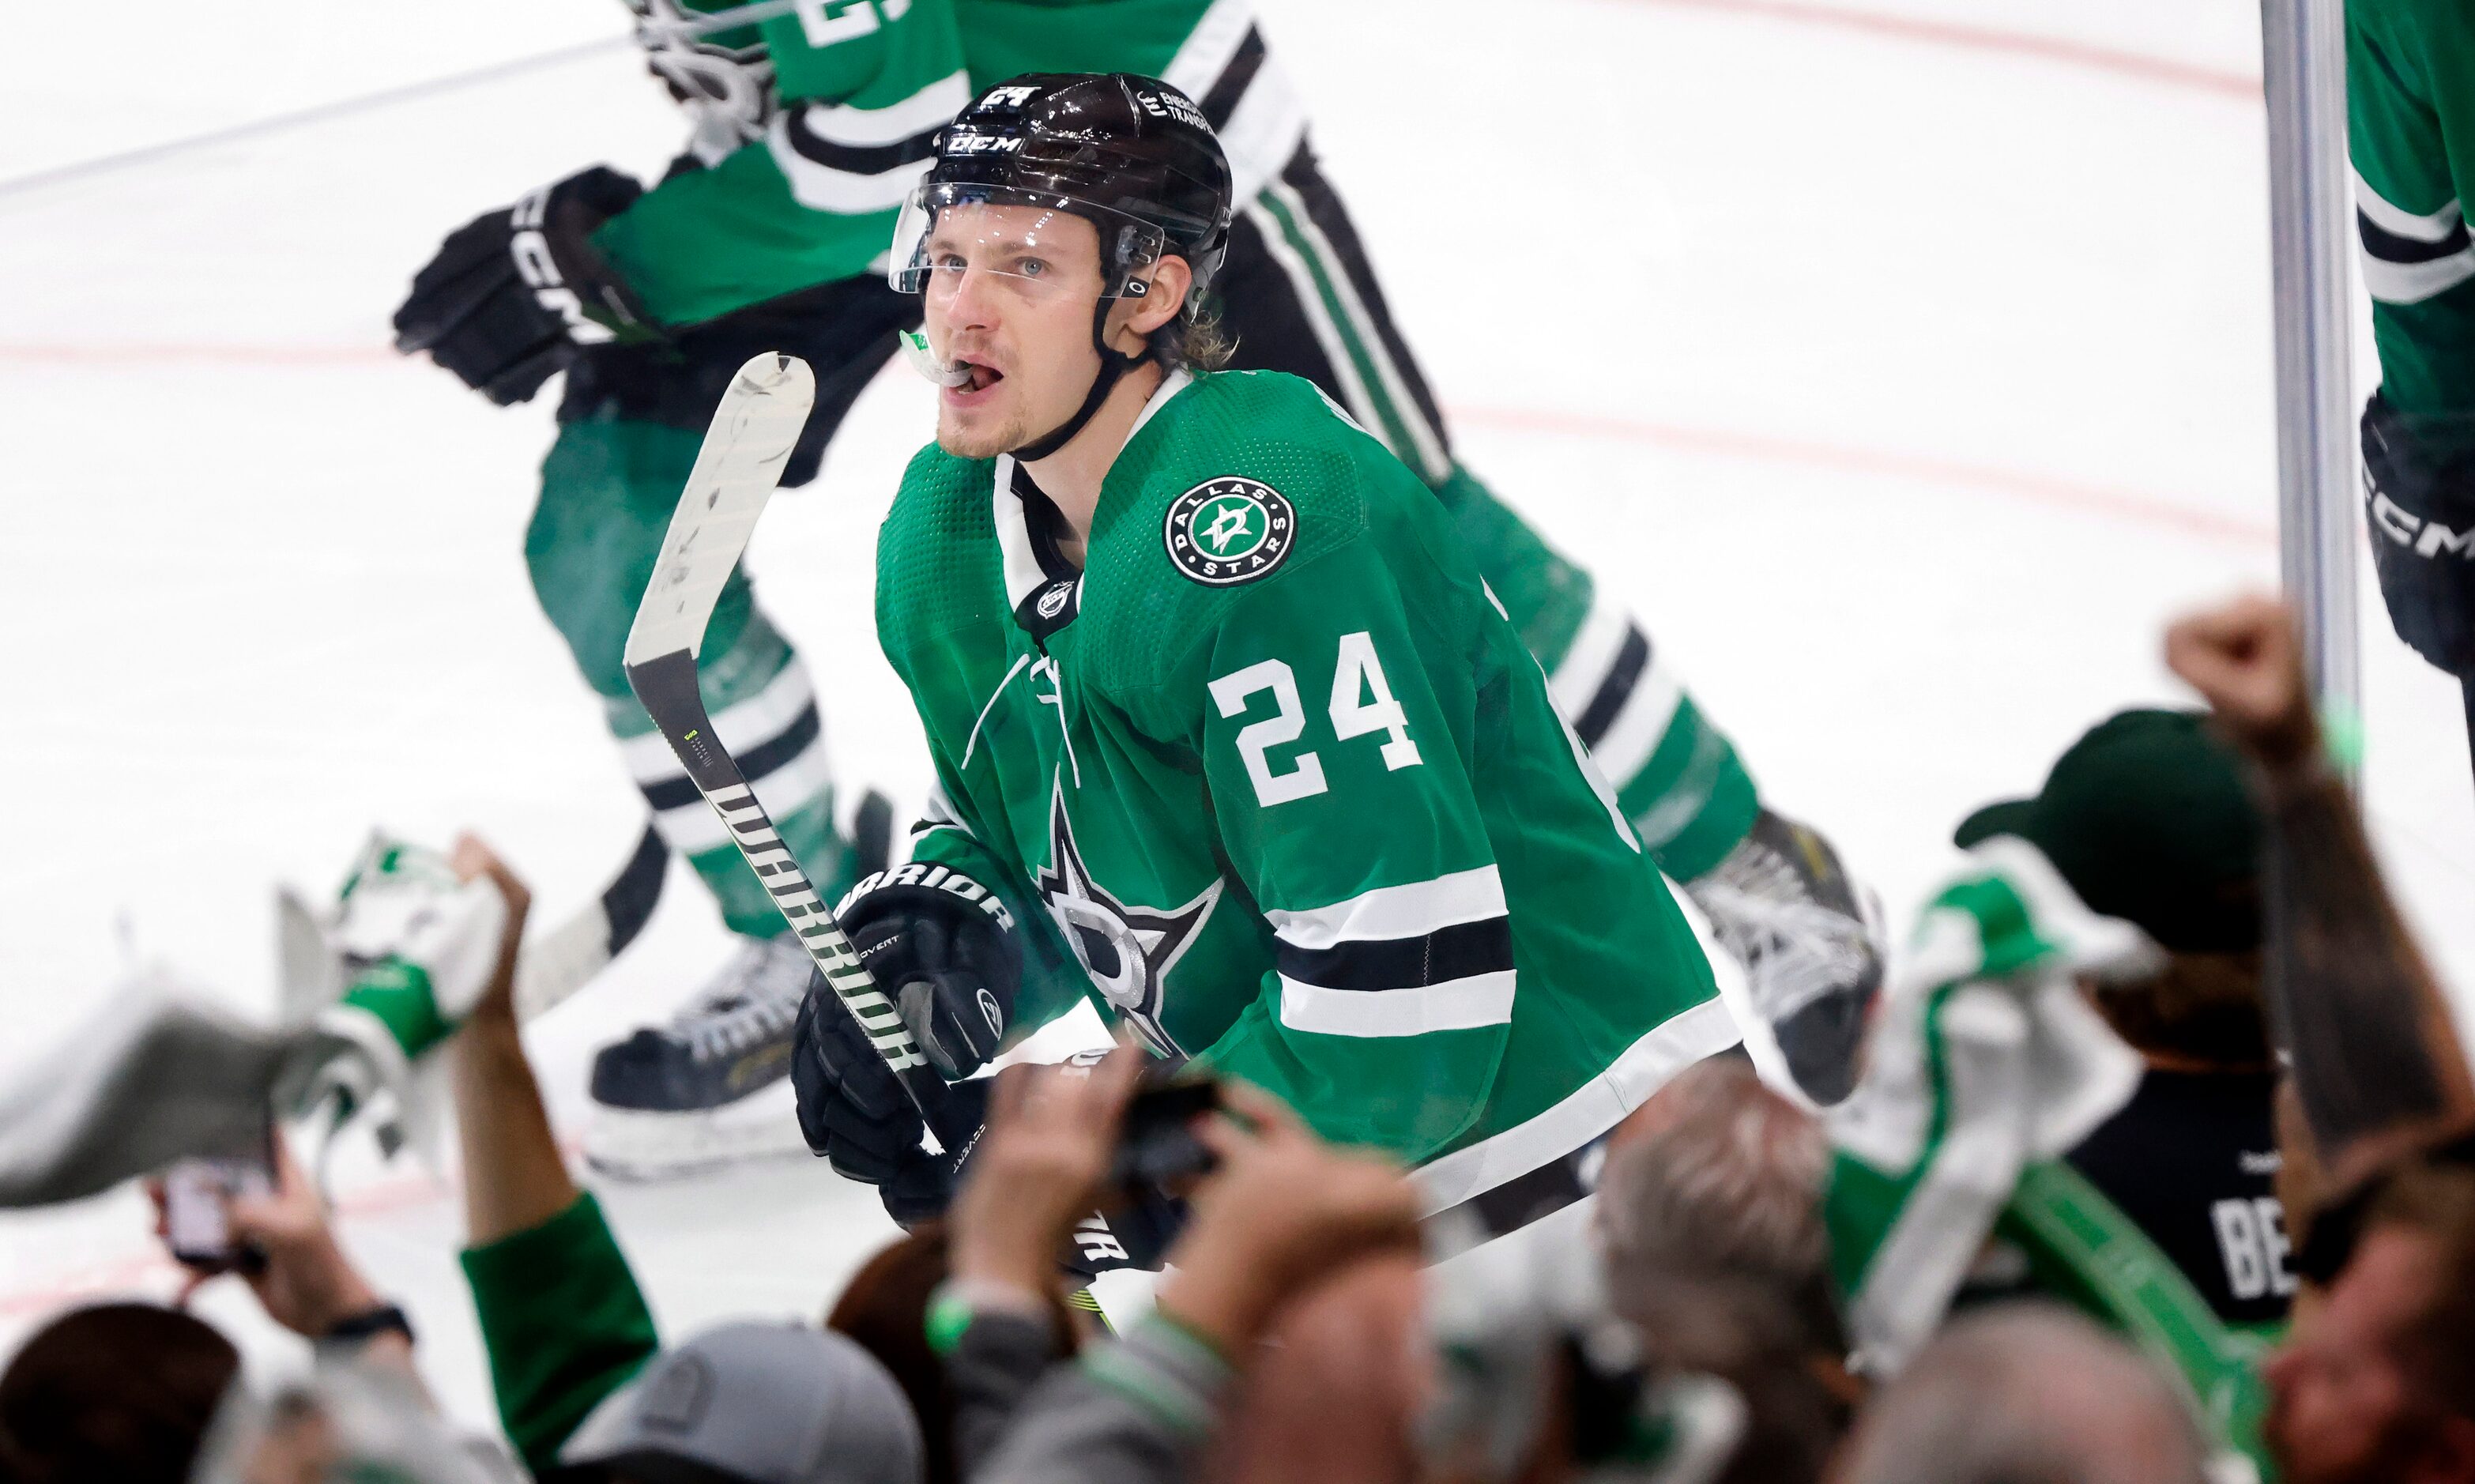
[1163,477,1296,586]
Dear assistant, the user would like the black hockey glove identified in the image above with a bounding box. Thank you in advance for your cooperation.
[791,865,1021,1223]
[393,166,656,406]
[2363,392,2475,678]
[790,981,990,1222]
[838,864,1023,1080]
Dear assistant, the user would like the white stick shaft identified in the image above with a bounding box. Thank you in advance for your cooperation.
[623,354,816,667]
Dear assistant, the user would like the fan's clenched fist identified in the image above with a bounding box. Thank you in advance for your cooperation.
[2164,594,2320,771]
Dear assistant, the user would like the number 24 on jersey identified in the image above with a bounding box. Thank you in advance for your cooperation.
[1209,631,1422,808]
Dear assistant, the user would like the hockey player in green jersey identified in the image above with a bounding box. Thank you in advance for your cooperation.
[2353,0,2475,739]
[787,74,1742,1257]
[394,0,1881,1178]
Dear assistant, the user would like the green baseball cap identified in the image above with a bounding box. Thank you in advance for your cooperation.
[1954,708,2262,954]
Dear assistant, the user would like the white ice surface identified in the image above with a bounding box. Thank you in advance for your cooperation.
[5,0,2473,1441]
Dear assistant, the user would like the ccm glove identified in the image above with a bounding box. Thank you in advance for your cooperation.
[393,166,654,405]
[2364,392,2475,677]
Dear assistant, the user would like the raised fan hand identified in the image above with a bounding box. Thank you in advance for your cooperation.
[2162,594,2320,772]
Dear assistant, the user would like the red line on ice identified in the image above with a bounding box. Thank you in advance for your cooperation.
[1447,402,2277,547]
[0,342,2273,546]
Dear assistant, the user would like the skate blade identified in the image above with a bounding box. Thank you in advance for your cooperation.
[582,1076,810,1183]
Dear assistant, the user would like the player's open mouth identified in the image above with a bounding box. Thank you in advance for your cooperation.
[943,359,1004,408]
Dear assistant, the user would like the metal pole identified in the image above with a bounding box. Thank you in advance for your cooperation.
[2262,0,2364,729]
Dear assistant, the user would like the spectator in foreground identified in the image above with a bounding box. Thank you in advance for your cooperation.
[0,1301,239,1484]
[1952,706,2293,1328]
[2161,596,2475,1196]
[2158,593,2475,1484]
[1594,1058,1848,1484]
[1201,1252,1426,1484]
[2264,1159,2475,1484]
[827,1220,1083,1484]
[160,1136,522,1483]
[1597,1057,1839,1350]
[935,1057,1422,1484]
[1832,1304,2210,1484]
[438,835,925,1484]
[2163,594,2475,1482]
[0,934,498,1482]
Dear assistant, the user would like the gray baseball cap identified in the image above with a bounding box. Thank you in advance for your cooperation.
[559,1321,923,1484]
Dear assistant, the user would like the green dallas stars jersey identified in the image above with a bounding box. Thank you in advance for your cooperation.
[875,367,1737,1217]
[2352,0,2475,427]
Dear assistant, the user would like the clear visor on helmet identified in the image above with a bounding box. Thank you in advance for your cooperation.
[888,181,1167,303]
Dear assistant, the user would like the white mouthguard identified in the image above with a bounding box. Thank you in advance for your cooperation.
[901,328,974,388]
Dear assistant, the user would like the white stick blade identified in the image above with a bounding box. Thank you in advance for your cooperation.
[623,353,817,667]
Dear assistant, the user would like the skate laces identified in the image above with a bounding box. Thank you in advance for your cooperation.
[670,938,810,1062]
[1690,842,1877,1026]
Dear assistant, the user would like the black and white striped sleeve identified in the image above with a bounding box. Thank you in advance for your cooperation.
[766,70,973,214]
[1264,865,1516,1038]
[2356,165,2475,305]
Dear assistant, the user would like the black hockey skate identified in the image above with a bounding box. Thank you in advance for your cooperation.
[1684,808,1884,1105]
[583,791,895,1180]
[583,932,818,1180]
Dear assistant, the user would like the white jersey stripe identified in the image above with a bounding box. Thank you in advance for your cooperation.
[1157,0,1299,200]
[1584,661,1685,791]
[1279,970,1516,1038]
[1215,58,1308,205]
[620,658,818,780]
[2353,166,2462,243]
[1160,0,1254,103]
[1264,864,1507,951]
[1546,595,1632,717]
[2364,248,2475,306]
[1261,175,1452,484]
[1411,996,1741,1216]
[649,732,833,855]
[1241,198,1380,438]
[799,70,974,148]
[1629,720,1732,850]
[766,133,934,213]
[1554,695,1643,853]
[766,71,971,215]
[991,455,1045,610]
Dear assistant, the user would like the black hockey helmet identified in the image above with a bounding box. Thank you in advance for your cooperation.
[889,73,1233,459]
[892,73,1234,308]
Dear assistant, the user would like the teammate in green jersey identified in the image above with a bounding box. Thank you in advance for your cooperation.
[394,0,1882,1179]
[788,73,1742,1264]
[2353,0,2475,734]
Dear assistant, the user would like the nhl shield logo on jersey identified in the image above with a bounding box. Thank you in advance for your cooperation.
[1163,477,1296,586]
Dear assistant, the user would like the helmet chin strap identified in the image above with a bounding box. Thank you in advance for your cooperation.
[1009,291,1145,463]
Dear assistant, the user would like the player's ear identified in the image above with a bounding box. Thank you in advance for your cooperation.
[1128,255,1192,337]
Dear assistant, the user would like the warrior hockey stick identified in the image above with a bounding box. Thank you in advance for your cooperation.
[622,352,972,1152]
[511,819,668,1021]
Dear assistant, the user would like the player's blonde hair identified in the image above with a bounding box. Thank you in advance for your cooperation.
[1166,303,1236,373]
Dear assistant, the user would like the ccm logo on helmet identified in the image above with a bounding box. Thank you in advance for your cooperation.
[944,133,1023,156]
[509,186,616,346]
